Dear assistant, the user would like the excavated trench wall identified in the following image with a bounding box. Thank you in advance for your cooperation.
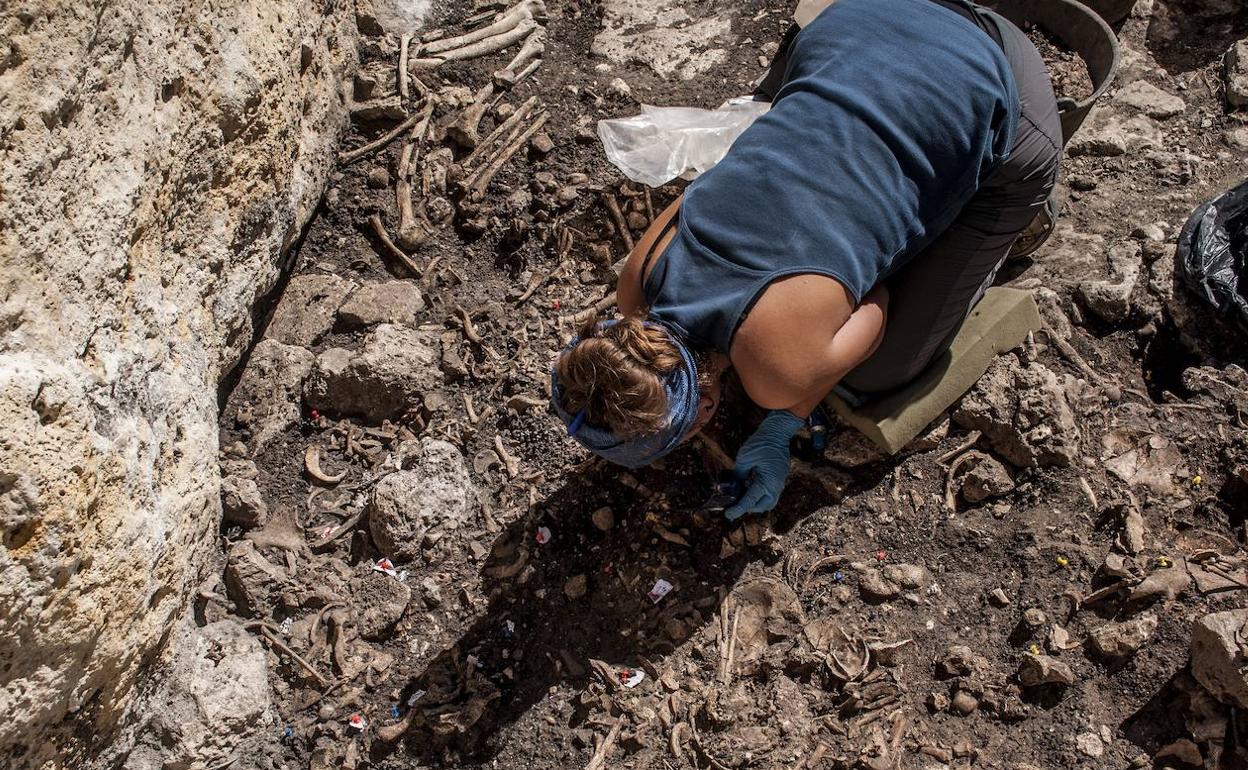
[0,1,358,765]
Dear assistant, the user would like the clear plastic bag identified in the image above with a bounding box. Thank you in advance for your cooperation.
[597,97,771,188]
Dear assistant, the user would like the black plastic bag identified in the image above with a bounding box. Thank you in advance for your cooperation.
[1176,179,1248,332]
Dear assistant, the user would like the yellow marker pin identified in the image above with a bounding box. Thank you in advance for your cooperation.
[1029,644,1042,655]
[1192,475,1203,487]
[1158,556,1170,568]
[1056,555,1069,567]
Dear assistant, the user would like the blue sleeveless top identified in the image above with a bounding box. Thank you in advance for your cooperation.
[644,0,1019,354]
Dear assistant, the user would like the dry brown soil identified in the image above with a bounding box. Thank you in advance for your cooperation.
[214,1,1248,768]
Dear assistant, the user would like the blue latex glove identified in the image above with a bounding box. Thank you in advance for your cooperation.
[724,410,805,521]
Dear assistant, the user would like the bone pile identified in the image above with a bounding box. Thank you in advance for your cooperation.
[344,0,551,261]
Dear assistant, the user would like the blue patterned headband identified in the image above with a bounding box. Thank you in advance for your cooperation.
[550,320,700,469]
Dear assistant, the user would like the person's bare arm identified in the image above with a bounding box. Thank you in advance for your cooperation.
[617,193,685,317]
[733,282,889,416]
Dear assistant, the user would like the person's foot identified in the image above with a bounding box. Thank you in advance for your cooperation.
[1008,193,1059,259]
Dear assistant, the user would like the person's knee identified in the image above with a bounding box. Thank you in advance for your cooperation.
[842,354,927,394]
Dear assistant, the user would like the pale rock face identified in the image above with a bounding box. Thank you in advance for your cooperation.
[591,0,733,79]
[121,620,275,770]
[1226,40,1248,108]
[0,1,356,765]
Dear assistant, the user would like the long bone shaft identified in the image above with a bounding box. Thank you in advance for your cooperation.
[493,27,545,85]
[411,19,539,67]
[421,0,545,55]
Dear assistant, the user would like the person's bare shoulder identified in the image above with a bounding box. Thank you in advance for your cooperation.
[731,275,854,408]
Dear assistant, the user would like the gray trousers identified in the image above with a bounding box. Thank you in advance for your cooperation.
[842,10,1062,394]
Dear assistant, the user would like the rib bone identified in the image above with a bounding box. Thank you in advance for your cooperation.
[493,27,545,85]
[421,0,545,55]
[467,110,549,200]
[411,19,539,67]
[447,82,497,149]
[462,95,537,172]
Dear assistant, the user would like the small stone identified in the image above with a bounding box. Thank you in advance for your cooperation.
[858,568,901,601]
[823,430,886,467]
[1022,608,1047,628]
[367,439,473,561]
[353,568,411,640]
[1154,738,1203,769]
[1075,732,1104,758]
[1227,127,1248,151]
[223,541,287,618]
[1115,80,1186,119]
[950,690,979,716]
[590,506,614,531]
[419,577,443,608]
[1191,609,1248,708]
[1068,173,1098,191]
[529,131,555,156]
[573,115,596,143]
[564,574,588,599]
[663,617,688,642]
[555,186,581,206]
[937,645,988,679]
[926,691,950,712]
[1018,654,1075,687]
[608,77,632,98]
[1088,614,1158,659]
[626,211,648,230]
[961,456,1015,503]
[989,588,1011,607]
[882,563,930,589]
[1132,223,1166,242]
[1121,508,1147,554]
[1068,124,1127,157]
[366,167,391,188]
[532,171,557,192]
[221,473,269,528]
[1226,40,1248,108]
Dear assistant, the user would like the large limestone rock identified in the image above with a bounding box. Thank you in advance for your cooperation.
[263,273,356,346]
[225,338,317,451]
[1191,610,1248,708]
[121,620,275,770]
[337,280,426,329]
[305,323,443,423]
[368,439,473,561]
[954,357,1080,468]
[0,1,356,765]
[591,0,734,79]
